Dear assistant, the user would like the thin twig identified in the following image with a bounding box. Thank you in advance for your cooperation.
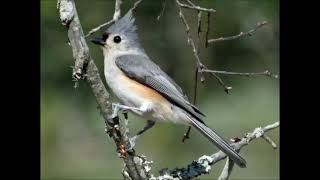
[176,4,204,79]
[84,0,122,37]
[179,3,203,143]
[131,0,143,13]
[175,1,235,93]
[262,135,278,149]
[201,69,279,79]
[157,0,167,21]
[182,64,197,141]
[206,69,233,93]
[208,21,268,43]
[205,12,211,48]
[175,2,274,92]
[195,9,202,88]
[193,11,201,102]
[182,10,203,142]
[192,69,199,105]
[186,0,195,7]
[113,0,123,21]
[176,0,216,13]
[85,20,115,38]
[182,126,192,143]
[181,9,202,142]
[178,11,201,68]
[218,157,235,180]
[197,11,202,39]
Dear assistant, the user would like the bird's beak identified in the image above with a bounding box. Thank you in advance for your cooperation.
[90,37,105,46]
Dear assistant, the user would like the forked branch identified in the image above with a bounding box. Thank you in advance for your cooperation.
[208,21,268,43]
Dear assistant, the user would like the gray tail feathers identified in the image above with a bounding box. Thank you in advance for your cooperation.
[189,117,247,168]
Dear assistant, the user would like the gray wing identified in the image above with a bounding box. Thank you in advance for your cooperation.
[115,54,205,123]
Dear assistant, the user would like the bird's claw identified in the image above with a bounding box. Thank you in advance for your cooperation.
[118,144,128,158]
[126,135,138,150]
[117,136,138,158]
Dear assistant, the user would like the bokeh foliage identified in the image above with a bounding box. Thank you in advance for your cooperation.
[41,0,279,179]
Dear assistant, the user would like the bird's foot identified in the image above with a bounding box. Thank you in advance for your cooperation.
[126,135,139,151]
[117,136,138,158]
[118,144,128,158]
[111,103,142,118]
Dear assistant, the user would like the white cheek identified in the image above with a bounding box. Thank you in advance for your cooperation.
[106,39,113,46]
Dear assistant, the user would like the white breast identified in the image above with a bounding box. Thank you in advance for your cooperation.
[103,52,143,107]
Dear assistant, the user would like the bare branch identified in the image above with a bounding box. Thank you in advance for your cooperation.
[131,0,143,13]
[200,67,280,92]
[156,0,167,21]
[205,12,211,48]
[262,135,278,149]
[84,0,122,37]
[175,4,205,80]
[176,0,216,13]
[186,0,196,7]
[59,0,88,81]
[58,1,150,179]
[175,1,238,93]
[205,68,233,93]
[156,122,279,179]
[218,157,235,180]
[174,2,274,94]
[178,2,205,142]
[208,21,268,43]
[113,0,123,21]
[58,0,74,27]
[201,69,279,79]
[197,11,202,39]
[85,19,115,38]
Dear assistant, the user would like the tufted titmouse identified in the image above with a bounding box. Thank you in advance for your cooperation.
[91,10,246,168]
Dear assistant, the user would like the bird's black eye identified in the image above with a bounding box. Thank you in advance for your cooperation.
[113,36,121,43]
[102,33,109,41]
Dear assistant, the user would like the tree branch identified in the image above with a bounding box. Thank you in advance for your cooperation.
[156,0,167,21]
[218,157,234,180]
[156,122,279,179]
[177,0,207,142]
[175,1,277,94]
[131,0,143,13]
[58,1,150,179]
[208,21,268,43]
[177,0,275,141]
[175,1,205,83]
[175,0,237,94]
[205,12,211,48]
[201,69,279,79]
[176,0,216,13]
[84,0,121,37]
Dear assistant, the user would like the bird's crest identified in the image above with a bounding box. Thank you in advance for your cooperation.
[106,10,138,42]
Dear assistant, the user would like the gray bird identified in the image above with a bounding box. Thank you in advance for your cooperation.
[91,10,246,168]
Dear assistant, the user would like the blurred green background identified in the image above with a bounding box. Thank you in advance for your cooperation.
[41,0,279,179]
